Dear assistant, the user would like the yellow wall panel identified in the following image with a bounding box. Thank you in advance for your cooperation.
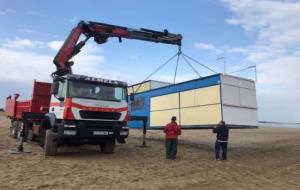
[179,89,195,107]
[180,85,220,107]
[151,93,179,111]
[180,105,221,125]
[127,82,150,95]
[195,85,220,106]
[150,109,180,127]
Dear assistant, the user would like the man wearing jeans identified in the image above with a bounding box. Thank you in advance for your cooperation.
[164,116,181,160]
[213,120,229,160]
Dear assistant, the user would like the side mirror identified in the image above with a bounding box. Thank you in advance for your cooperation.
[130,93,135,101]
[57,97,64,102]
[51,81,59,94]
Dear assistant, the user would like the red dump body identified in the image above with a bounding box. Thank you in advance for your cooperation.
[5,81,52,119]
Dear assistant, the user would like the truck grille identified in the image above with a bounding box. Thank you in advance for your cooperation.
[76,120,126,129]
[79,111,121,120]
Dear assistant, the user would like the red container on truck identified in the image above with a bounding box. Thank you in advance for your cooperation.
[5,81,51,139]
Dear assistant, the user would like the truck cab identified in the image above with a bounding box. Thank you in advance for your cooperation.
[43,74,129,155]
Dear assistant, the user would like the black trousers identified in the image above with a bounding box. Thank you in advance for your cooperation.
[215,140,228,160]
[165,139,178,160]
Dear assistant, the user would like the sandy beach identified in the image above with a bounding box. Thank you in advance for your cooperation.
[0,112,299,190]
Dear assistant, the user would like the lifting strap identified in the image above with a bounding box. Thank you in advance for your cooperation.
[182,53,218,74]
[181,54,202,78]
[133,47,217,94]
[173,47,181,84]
[133,51,179,93]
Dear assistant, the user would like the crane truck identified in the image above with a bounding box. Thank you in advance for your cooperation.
[5,21,182,156]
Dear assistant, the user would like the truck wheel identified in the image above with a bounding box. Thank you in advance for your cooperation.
[39,127,47,147]
[44,129,57,156]
[100,139,115,154]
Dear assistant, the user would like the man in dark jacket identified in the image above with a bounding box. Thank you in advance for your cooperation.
[213,120,229,160]
[164,116,181,160]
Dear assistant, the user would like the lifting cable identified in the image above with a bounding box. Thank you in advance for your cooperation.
[173,48,181,84]
[133,52,179,94]
[181,54,202,78]
[133,46,217,94]
[181,53,218,74]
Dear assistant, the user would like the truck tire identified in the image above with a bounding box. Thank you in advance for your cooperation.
[39,127,46,147]
[39,120,50,147]
[44,129,57,156]
[100,139,115,154]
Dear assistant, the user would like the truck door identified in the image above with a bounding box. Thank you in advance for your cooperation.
[50,80,67,119]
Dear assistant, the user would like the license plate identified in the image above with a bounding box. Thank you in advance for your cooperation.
[93,131,108,135]
[120,131,128,136]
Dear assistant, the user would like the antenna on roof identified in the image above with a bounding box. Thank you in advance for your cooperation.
[217,56,226,75]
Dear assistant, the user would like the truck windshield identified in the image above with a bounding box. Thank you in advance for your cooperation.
[68,81,127,102]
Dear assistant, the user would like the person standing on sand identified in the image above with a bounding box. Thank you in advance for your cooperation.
[164,116,181,160]
[213,120,229,161]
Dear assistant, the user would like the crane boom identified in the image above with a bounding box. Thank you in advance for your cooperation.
[53,21,183,77]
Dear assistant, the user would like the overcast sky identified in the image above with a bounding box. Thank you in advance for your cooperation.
[0,0,299,123]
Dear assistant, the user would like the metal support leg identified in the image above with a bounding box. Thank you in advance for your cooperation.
[9,122,31,154]
[17,137,24,152]
[130,116,150,148]
[141,120,148,147]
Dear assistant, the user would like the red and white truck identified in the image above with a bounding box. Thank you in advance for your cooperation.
[4,21,182,155]
[6,76,129,155]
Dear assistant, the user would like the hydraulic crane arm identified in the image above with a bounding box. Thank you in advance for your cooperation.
[53,21,183,77]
